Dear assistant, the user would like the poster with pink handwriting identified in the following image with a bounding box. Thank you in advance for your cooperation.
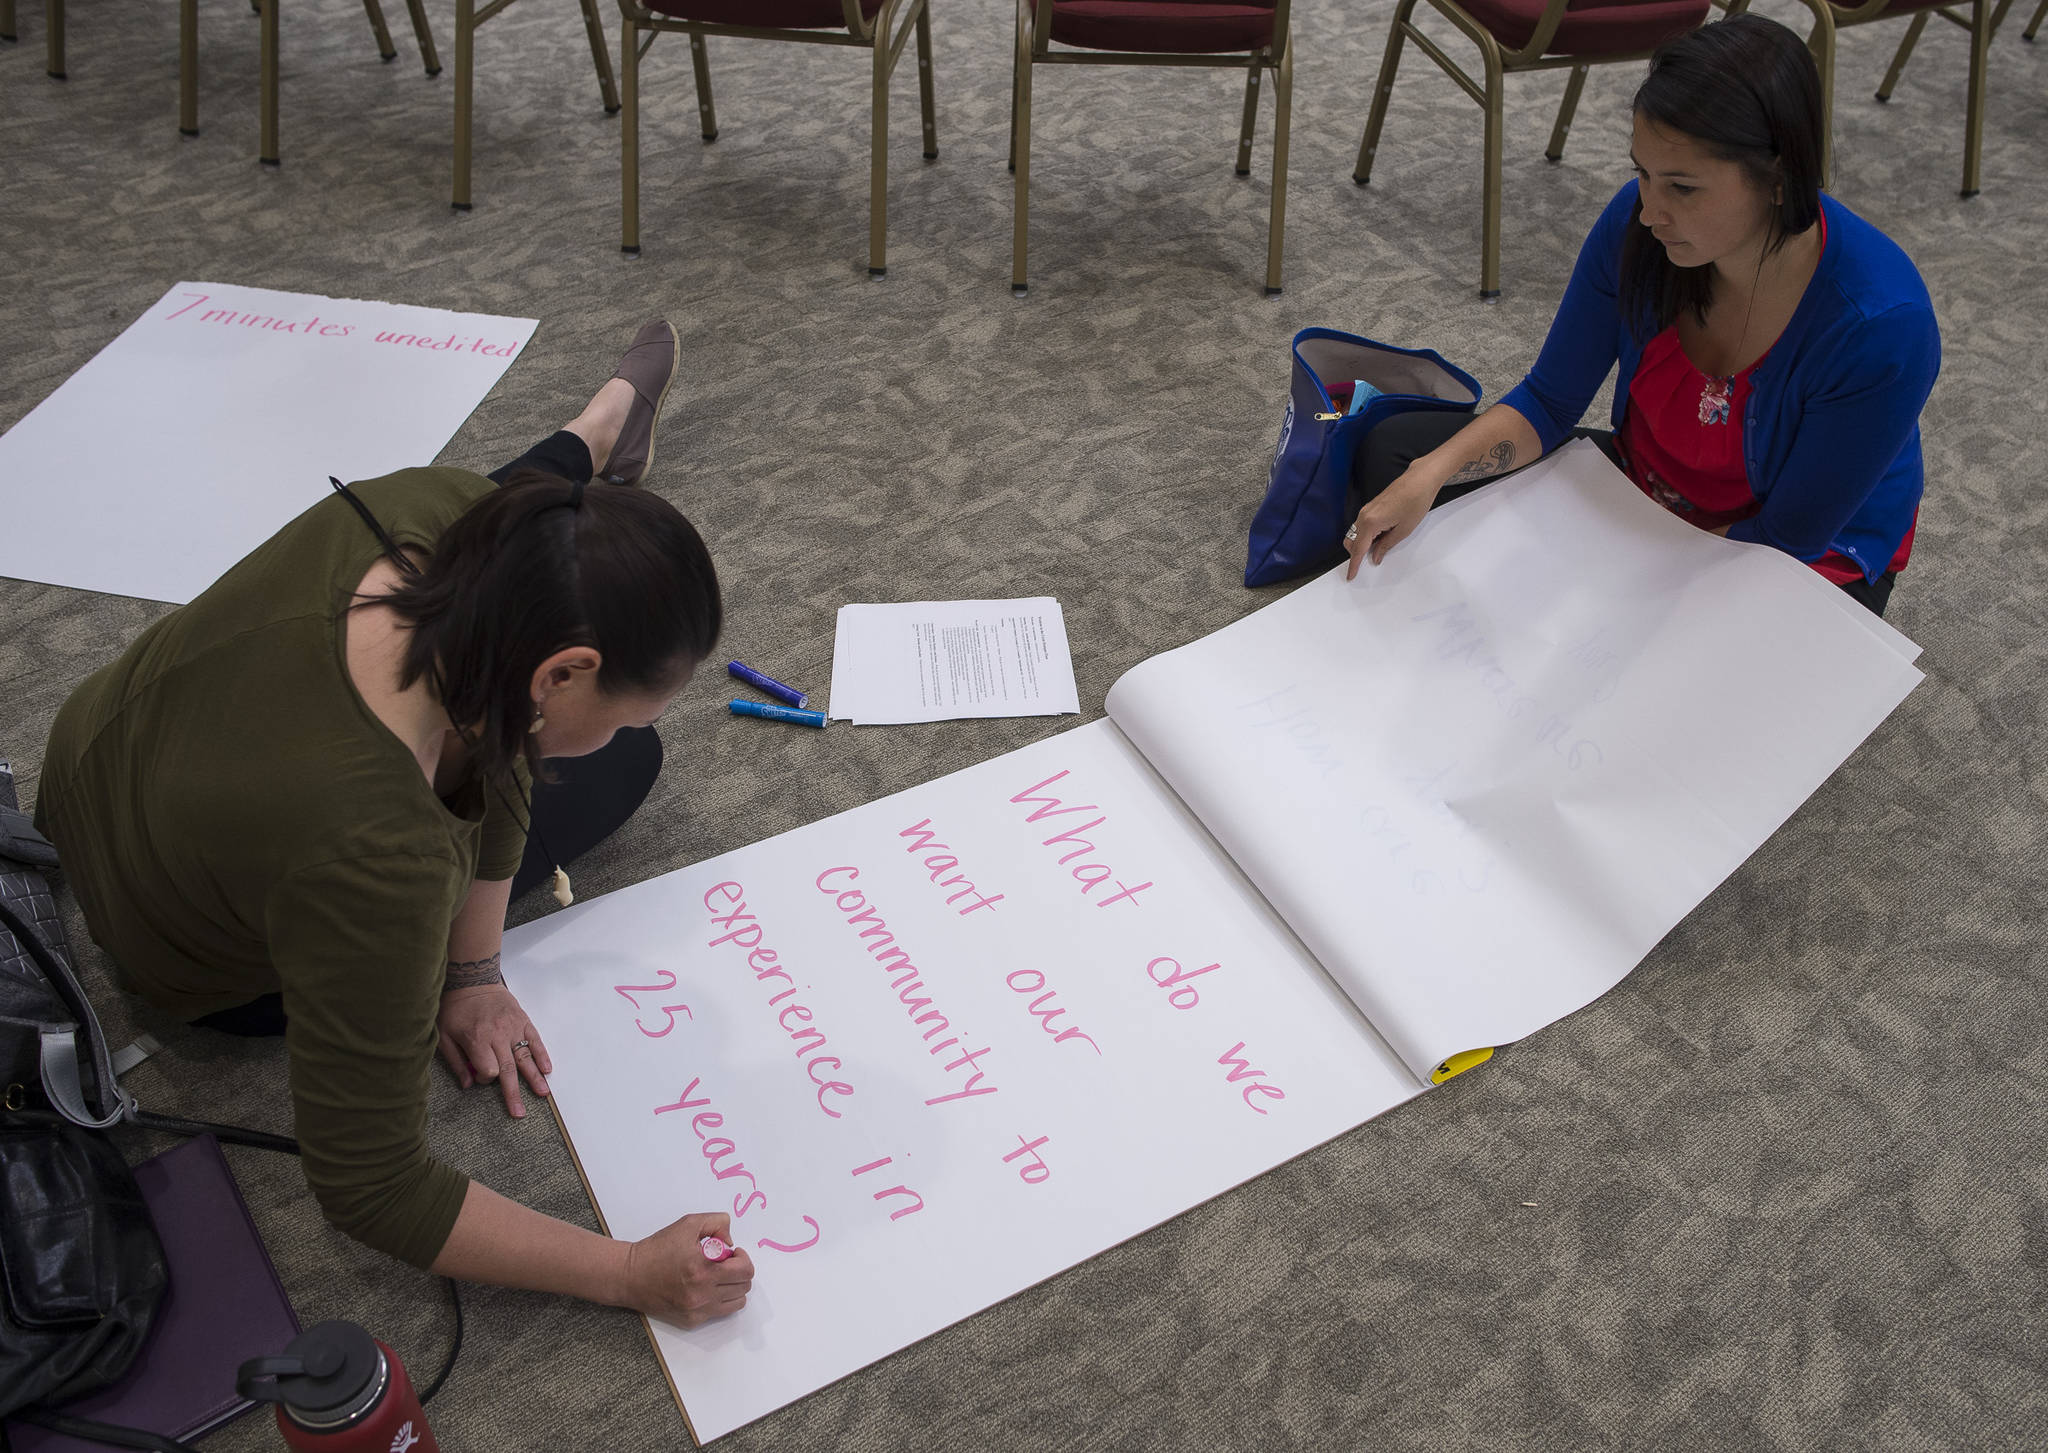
[0,282,536,603]
[503,720,1423,1442]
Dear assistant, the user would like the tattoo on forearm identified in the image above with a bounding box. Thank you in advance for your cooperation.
[1443,441,1518,488]
[445,953,504,991]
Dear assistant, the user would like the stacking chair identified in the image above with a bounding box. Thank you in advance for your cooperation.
[1835,0,2012,195]
[615,0,938,272]
[1352,0,1710,299]
[1009,0,1295,295]
[453,0,621,208]
[177,0,439,163]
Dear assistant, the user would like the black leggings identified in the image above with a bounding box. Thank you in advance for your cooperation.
[1352,410,1898,618]
[195,434,662,1038]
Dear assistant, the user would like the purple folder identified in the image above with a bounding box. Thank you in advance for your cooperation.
[5,1134,300,1452]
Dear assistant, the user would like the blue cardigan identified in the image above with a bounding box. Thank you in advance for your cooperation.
[1499,184,1940,581]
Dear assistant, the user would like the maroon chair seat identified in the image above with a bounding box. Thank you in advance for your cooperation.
[642,0,882,25]
[1455,0,1708,57]
[1049,0,1276,54]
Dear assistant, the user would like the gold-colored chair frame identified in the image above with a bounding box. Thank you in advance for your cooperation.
[176,0,440,164]
[615,0,938,271]
[1353,0,1708,300]
[454,0,621,209]
[1009,0,1294,295]
[1861,0,2026,196]
[4,0,67,79]
[1745,0,1997,197]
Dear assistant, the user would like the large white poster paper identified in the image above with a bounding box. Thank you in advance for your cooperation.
[504,722,1418,1442]
[0,282,537,603]
[1107,443,1926,1080]
[506,443,1927,1441]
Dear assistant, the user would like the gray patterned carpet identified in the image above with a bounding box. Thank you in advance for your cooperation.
[3,0,2046,1447]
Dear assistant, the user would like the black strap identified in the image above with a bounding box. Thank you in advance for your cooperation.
[328,476,421,578]
[0,897,300,1156]
[0,894,127,1126]
[129,1109,299,1158]
[9,1407,199,1452]
[417,1277,464,1405]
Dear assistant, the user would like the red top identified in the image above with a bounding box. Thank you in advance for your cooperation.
[1615,215,1914,584]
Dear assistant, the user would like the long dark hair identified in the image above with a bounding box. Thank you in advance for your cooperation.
[1619,14,1825,338]
[367,470,721,784]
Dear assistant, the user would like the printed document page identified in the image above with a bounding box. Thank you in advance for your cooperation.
[827,598,1081,724]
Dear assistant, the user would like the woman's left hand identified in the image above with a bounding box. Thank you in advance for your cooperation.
[438,985,552,1119]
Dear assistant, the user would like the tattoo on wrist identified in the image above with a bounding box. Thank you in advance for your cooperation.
[445,953,504,991]
[1444,441,1518,488]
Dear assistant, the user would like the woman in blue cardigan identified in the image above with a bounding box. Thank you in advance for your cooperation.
[1345,13,1940,617]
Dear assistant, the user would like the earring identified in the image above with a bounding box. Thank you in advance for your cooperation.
[529,710,546,734]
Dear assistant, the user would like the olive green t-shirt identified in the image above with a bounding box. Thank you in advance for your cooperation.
[36,468,527,1269]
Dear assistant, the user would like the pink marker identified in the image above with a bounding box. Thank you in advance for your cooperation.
[700,1235,735,1262]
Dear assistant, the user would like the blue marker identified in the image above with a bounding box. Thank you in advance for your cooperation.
[729,699,827,729]
[727,659,808,709]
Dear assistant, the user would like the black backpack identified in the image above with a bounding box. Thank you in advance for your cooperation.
[0,759,167,1419]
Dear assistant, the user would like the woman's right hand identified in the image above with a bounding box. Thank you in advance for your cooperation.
[1345,469,1440,579]
[621,1211,756,1327]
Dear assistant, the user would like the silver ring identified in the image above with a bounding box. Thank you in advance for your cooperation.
[1344,529,1359,543]
[512,1039,532,1053]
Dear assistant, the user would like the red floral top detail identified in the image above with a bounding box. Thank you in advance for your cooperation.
[1615,216,1914,584]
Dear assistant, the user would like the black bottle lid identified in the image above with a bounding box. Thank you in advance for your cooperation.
[237,1320,386,1424]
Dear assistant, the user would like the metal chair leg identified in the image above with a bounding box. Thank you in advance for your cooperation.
[1,0,15,44]
[362,0,398,62]
[1007,20,1020,173]
[260,0,279,164]
[868,9,891,275]
[402,0,439,76]
[1961,0,1988,195]
[2026,0,2044,40]
[45,0,62,77]
[1804,3,1835,189]
[1875,11,1927,100]
[180,0,198,133]
[1479,45,1504,299]
[916,1,937,160]
[689,31,717,140]
[1235,50,1261,176]
[1264,36,1291,295]
[1011,1,1034,291]
[578,0,620,114]
[1546,64,1586,161]
[1354,0,1418,183]
[453,0,474,206]
[622,14,642,253]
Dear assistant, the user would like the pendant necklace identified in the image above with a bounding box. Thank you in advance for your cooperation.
[1700,268,1760,428]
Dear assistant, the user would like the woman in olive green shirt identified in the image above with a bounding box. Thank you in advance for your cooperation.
[37,325,755,1328]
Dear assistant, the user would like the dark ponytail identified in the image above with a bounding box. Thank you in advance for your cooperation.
[1619,13,1825,338]
[375,470,721,784]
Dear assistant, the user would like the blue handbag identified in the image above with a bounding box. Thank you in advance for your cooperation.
[1245,329,1483,587]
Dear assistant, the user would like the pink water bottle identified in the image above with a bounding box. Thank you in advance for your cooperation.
[236,1320,440,1452]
